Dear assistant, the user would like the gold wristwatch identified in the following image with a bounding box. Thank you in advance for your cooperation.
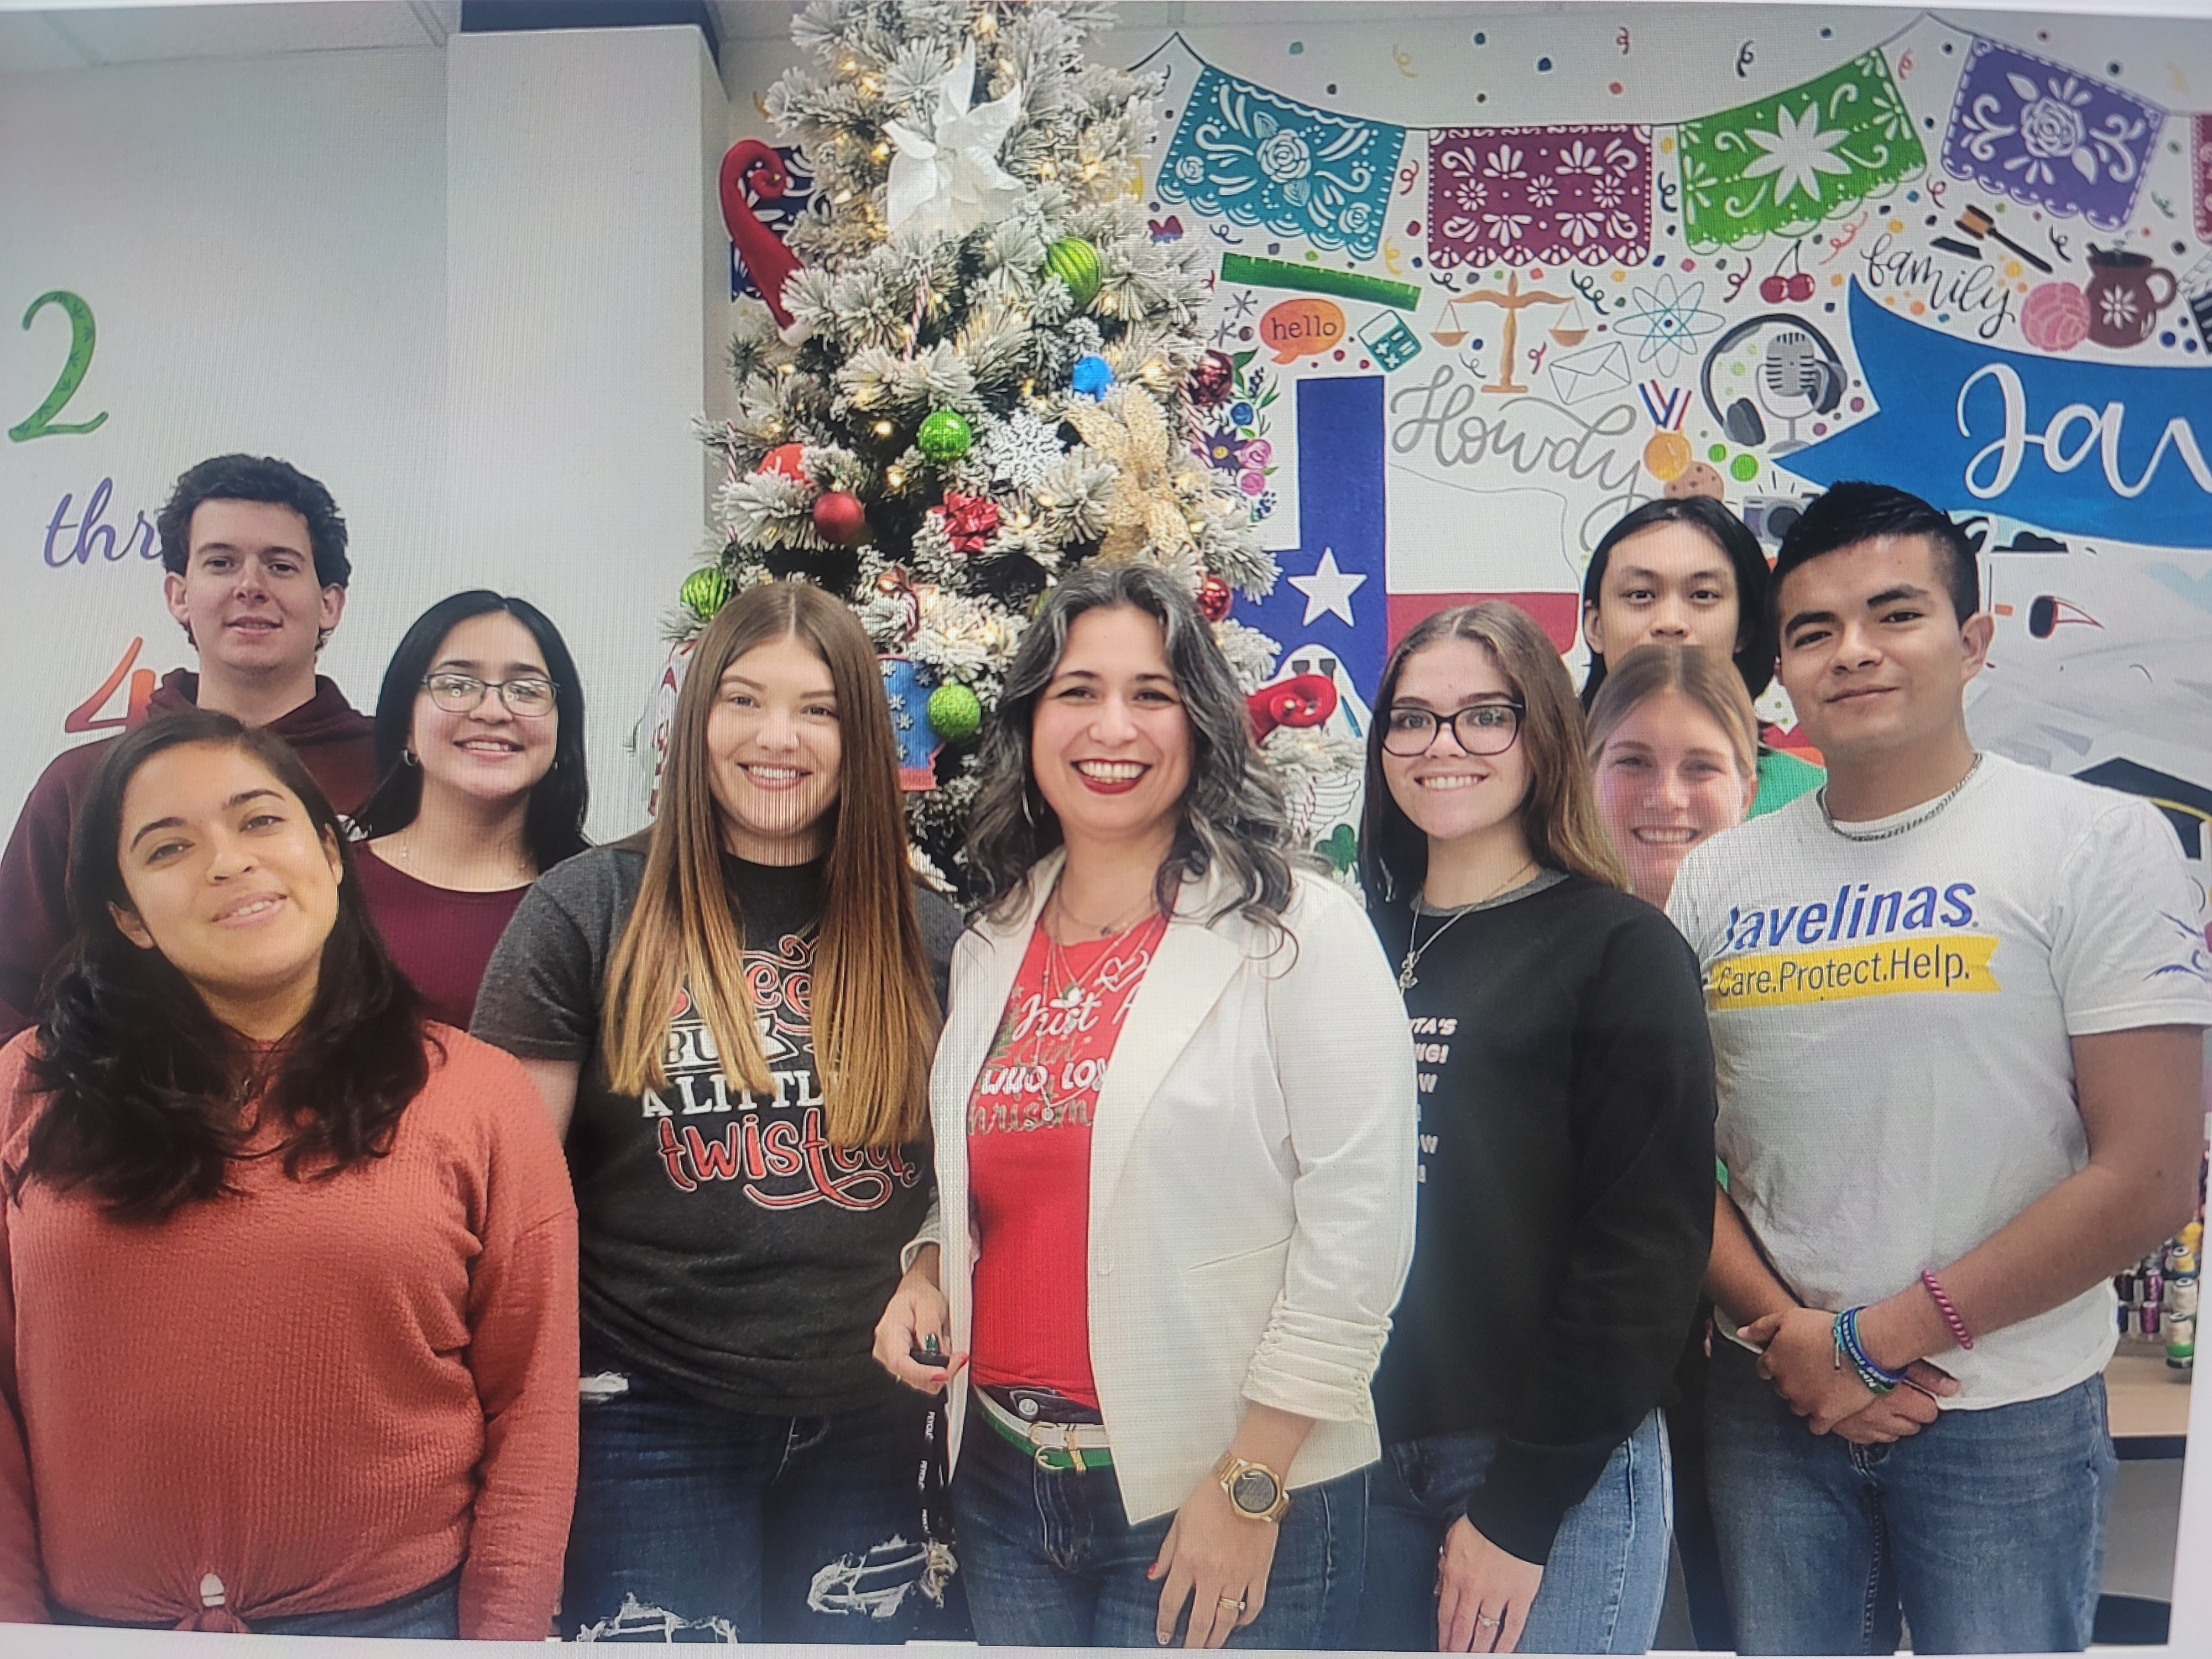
[1212,1452,1291,1523]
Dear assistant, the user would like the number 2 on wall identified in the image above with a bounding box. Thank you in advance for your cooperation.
[9,291,108,442]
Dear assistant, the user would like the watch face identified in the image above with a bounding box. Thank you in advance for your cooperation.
[1230,1466,1280,1514]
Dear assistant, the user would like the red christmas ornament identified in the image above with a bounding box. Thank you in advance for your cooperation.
[812,489,870,546]
[719,139,803,328]
[1246,672,1338,743]
[933,490,1001,554]
[1196,573,1233,623]
[1188,349,1235,410]
[759,442,808,481]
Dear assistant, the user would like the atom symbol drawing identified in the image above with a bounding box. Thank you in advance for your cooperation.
[1616,274,1724,378]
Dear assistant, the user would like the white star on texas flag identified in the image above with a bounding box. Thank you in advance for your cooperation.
[1288,548,1366,627]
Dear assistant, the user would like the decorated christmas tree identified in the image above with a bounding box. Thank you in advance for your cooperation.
[685,0,1353,884]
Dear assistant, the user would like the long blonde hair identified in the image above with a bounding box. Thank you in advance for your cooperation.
[601,582,937,1148]
[1360,601,1626,904]
[1585,643,1760,782]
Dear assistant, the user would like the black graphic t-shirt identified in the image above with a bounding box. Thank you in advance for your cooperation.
[472,842,962,1415]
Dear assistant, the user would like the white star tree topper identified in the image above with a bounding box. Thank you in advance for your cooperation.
[884,41,1025,237]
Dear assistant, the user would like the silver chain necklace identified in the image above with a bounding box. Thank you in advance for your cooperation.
[1397,859,1536,992]
[1818,752,1984,843]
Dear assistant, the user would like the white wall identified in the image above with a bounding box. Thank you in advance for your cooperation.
[446,24,728,835]
[0,22,728,842]
[0,43,447,818]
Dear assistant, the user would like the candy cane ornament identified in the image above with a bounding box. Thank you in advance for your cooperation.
[719,139,802,328]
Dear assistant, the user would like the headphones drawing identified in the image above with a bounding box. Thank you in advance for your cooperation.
[1698,313,1848,448]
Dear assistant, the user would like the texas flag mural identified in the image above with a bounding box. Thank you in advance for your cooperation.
[1241,375,1390,711]
[1246,374,1589,717]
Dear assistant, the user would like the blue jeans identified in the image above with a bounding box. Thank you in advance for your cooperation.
[563,1349,942,1642]
[950,1401,1367,1647]
[1705,1339,2116,1654]
[51,1569,461,1636]
[1359,1409,1673,1653]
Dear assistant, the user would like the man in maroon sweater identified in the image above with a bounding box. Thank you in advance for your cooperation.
[0,455,378,1040]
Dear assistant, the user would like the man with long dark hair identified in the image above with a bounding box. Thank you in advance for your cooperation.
[0,453,375,1040]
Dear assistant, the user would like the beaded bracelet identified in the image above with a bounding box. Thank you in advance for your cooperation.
[1920,1269,1975,1350]
[1833,1307,1908,1395]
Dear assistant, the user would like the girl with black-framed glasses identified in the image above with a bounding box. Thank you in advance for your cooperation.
[1354,602,1715,1656]
[349,591,591,1027]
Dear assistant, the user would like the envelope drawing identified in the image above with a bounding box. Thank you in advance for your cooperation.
[1547,341,1633,406]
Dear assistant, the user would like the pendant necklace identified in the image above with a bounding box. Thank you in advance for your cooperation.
[1020,891,1149,1121]
[1397,858,1537,992]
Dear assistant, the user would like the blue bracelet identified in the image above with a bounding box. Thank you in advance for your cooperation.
[1834,1307,1908,1395]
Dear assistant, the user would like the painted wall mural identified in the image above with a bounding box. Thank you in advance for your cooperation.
[1092,12,2212,873]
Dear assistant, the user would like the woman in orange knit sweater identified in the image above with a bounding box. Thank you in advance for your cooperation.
[0,710,577,1639]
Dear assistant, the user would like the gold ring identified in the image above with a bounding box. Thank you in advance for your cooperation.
[1219,1595,1246,1611]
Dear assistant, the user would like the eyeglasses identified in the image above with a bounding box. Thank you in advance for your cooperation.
[1381,700,1525,757]
[421,672,559,718]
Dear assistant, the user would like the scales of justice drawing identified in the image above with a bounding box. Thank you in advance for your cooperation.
[1431,273,1591,394]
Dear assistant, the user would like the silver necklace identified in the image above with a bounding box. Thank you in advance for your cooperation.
[1051,884,1156,941]
[1818,752,1984,843]
[1397,859,1536,992]
[385,827,534,884]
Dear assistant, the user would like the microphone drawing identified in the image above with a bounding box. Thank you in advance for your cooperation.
[1756,330,1841,452]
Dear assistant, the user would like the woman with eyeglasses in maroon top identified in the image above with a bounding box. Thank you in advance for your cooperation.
[349,592,591,1029]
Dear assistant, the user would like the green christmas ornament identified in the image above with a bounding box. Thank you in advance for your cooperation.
[926,682,983,745]
[916,408,973,463]
[1045,236,1103,307]
[681,565,733,619]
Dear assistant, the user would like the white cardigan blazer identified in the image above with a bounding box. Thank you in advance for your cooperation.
[919,852,1418,1523]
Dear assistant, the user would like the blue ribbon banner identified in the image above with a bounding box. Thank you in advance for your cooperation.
[1782,281,2212,547]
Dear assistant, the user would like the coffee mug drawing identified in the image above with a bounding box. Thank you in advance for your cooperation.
[2084,248,2178,348]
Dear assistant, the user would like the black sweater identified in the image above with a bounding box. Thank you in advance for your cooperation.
[1369,874,1715,1566]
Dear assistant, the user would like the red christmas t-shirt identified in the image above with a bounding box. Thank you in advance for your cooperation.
[967,909,1168,1407]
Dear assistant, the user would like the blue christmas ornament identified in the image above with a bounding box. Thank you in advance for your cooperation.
[1070,354,1115,399]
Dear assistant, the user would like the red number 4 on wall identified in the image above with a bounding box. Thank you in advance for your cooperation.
[65,637,156,734]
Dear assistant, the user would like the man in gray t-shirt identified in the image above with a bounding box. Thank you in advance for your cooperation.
[1673,483,2210,1656]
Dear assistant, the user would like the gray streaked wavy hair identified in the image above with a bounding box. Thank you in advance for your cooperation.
[964,562,1296,928]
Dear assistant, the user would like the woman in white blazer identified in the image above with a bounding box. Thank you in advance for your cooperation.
[873,564,1417,1650]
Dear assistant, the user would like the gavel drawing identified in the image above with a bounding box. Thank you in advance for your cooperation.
[1954,205,2054,274]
